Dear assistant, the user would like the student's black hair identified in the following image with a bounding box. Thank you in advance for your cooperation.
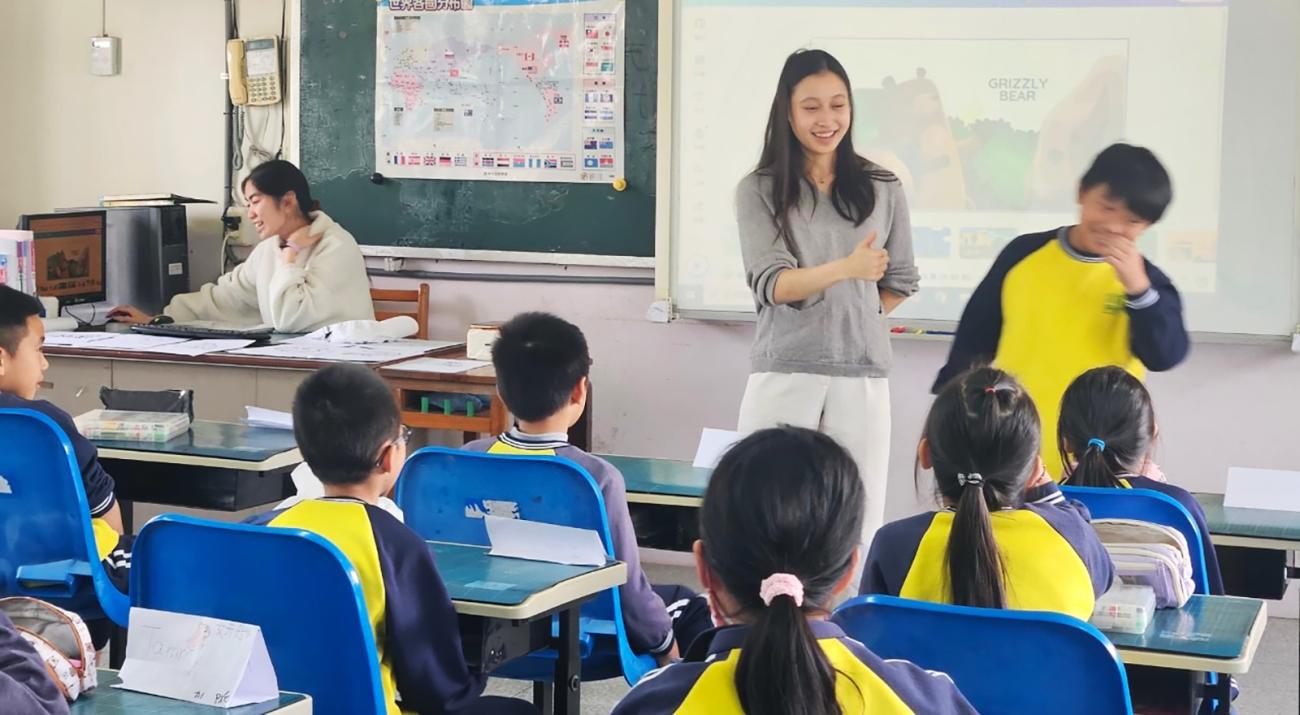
[700,427,864,715]
[292,364,401,485]
[491,312,592,423]
[1079,143,1172,224]
[241,159,317,221]
[0,285,43,356]
[924,366,1041,609]
[1058,366,1156,489]
[757,49,896,248]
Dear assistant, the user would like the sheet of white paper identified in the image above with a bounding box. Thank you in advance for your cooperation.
[228,338,452,364]
[78,334,193,351]
[146,339,256,357]
[1224,467,1300,512]
[244,406,293,431]
[693,428,741,469]
[391,357,492,374]
[485,516,606,567]
[116,607,279,708]
[42,331,115,347]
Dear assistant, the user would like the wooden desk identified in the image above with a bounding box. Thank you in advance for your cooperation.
[1105,594,1267,714]
[73,669,310,714]
[430,541,626,715]
[92,421,301,533]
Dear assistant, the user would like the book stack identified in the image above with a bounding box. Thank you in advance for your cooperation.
[0,230,36,295]
[74,410,191,443]
[99,193,213,208]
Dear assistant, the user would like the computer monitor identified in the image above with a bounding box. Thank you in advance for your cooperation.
[17,211,107,307]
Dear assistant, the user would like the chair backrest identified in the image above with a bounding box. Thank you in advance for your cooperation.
[0,408,127,625]
[833,595,1133,715]
[131,514,387,715]
[370,284,430,339]
[1060,485,1210,594]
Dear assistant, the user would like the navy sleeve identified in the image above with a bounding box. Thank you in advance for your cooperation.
[0,612,70,715]
[1140,480,1224,595]
[36,400,117,518]
[1126,260,1189,372]
[369,509,486,714]
[1029,502,1115,598]
[933,232,1053,393]
[871,657,979,715]
[860,514,933,596]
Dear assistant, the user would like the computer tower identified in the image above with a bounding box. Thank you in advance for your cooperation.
[58,205,190,314]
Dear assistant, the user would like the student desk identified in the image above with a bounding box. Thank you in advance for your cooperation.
[1106,594,1266,714]
[606,455,708,507]
[92,421,301,533]
[72,670,311,714]
[429,541,627,715]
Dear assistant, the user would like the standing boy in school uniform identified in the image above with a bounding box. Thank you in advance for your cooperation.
[464,312,688,665]
[934,143,1190,477]
[246,364,536,715]
[0,286,132,618]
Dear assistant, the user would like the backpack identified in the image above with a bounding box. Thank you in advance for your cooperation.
[0,597,98,700]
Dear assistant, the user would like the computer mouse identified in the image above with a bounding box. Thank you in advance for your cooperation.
[149,315,176,326]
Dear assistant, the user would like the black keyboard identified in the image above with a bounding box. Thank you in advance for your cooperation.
[131,322,275,341]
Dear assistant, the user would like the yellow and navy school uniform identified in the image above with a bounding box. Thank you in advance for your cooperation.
[610,620,977,715]
[1102,473,1224,595]
[860,483,1114,621]
[245,497,485,715]
[933,228,1189,476]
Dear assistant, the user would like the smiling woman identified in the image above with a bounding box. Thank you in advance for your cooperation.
[733,49,920,569]
[107,160,375,333]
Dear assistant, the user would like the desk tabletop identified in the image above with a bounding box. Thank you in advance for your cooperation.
[1193,492,1300,547]
[602,454,708,507]
[1107,594,1267,674]
[430,541,627,620]
[94,421,301,471]
[380,348,497,386]
[72,670,310,714]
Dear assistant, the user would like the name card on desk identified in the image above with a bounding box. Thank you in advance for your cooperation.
[116,607,279,708]
[1225,467,1300,512]
[486,516,606,566]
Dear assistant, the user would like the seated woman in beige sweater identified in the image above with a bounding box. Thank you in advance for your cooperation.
[109,160,374,333]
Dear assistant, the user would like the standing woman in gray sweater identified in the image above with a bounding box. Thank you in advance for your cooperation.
[736,49,920,554]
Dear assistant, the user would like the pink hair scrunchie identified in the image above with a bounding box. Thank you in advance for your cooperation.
[759,573,805,607]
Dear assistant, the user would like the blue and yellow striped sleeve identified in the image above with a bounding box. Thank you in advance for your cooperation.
[861,513,935,596]
[1025,499,1114,598]
[367,508,486,714]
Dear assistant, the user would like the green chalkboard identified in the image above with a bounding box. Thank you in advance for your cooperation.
[299,0,657,258]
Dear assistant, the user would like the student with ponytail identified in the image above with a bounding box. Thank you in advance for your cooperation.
[861,367,1113,620]
[1058,366,1223,594]
[613,427,974,715]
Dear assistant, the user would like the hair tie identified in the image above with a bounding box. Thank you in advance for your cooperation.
[1087,438,1107,452]
[957,473,985,488]
[984,387,997,394]
[759,573,804,607]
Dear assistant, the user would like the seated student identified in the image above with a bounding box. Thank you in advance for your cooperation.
[246,364,535,715]
[463,312,682,664]
[0,610,69,714]
[613,427,976,715]
[109,160,374,333]
[1058,366,1224,594]
[862,366,1113,620]
[0,287,131,601]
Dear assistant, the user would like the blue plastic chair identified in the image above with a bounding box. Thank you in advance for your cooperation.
[1061,485,1211,595]
[396,446,656,685]
[130,514,387,715]
[0,408,129,626]
[834,595,1133,715]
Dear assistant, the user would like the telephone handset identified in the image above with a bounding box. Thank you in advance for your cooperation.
[226,37,282,107]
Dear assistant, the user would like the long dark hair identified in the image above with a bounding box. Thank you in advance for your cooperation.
[701,427,864,715]
[757,49,895,246]
[1059,366,1156,488]
[242,159,316,221]
[924,367,1041,608]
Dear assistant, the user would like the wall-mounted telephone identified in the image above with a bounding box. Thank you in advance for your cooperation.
[226,36,282,106]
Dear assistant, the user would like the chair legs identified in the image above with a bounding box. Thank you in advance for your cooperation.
[532,682,553,715]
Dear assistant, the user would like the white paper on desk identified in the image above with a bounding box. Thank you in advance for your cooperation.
[693,428,741,469]
[1225,467,1300,512]
[42,331,115,347]
[485,516,606,566]
[116,607,279,708]
[148,339,256,357]
[229,338,452,364]
[392,357,491,374]
[81,334,193,351]
[244,406,293,431]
